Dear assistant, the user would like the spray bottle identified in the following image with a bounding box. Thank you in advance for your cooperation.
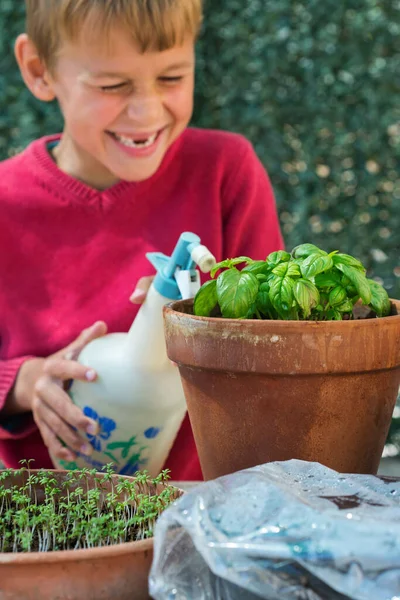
[53,232,215,476]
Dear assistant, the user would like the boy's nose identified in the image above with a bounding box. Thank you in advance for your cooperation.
[126,94,163,124]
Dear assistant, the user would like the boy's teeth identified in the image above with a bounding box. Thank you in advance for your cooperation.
[114,132,158,148]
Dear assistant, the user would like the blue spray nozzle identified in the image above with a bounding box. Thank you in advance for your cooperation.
[146,232,215,300]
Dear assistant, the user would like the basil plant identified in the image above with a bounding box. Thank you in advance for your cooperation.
[193,244,391,321]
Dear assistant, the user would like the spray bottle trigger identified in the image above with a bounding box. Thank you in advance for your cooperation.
[174,269,201,300]
[146,252,170,273]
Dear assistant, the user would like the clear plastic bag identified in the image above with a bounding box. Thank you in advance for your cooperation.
[149,460,400,599]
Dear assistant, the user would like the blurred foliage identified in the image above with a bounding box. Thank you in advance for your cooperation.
[193,0,400,297]
[0,0,399,450]
[0,0,399,300]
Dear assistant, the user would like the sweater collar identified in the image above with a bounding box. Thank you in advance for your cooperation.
[29,132,185,203]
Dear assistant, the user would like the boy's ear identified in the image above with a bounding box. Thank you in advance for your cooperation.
[14,34,56,102]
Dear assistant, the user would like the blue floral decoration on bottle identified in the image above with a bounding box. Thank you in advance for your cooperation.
[83,406,116,452]
[144,427,162,439]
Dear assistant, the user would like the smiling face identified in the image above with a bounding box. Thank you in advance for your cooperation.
[51,29,195,188]
[20,24,195,189]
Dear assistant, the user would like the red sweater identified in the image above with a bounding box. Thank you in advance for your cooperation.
[0,128,283,479]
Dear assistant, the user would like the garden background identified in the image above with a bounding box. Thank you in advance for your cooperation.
[0,1,399,453]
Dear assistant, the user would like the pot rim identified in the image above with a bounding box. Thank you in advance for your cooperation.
[0,469,180,564]
[0,536,153,564]
[164,298,400,329]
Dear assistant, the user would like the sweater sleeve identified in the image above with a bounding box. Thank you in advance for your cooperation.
[0,357,36,440]
[222,138,284,259]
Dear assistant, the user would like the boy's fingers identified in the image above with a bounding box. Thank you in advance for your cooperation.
[34,380,98,435]
[65,321,107,358]
[43,357,97,383]
[78,320,107,344]
[34,401,90,455]
[37,421,77,462]
[130,276,154,304]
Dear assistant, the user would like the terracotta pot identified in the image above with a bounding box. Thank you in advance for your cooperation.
[0,470,182,600]
[163,299,400,480]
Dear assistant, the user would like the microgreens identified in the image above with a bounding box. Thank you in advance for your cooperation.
[194,243,391,321]
[0,462,177,553]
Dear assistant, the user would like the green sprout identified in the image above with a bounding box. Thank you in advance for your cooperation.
[0,463,177,553]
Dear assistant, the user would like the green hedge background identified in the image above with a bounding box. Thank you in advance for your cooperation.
[0,0,399,452]
[0,1,399,286]
[0,1,399,296]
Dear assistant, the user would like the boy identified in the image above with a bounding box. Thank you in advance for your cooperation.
[0,0,283,480]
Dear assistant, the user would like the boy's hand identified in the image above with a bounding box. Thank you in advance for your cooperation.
[130,276,154,304]
[21,322,107,462]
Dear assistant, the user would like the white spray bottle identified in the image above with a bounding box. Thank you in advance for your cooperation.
[52,232,216,476]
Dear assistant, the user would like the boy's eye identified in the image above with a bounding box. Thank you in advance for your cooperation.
[158,76,184,84]
[99,82,129,92]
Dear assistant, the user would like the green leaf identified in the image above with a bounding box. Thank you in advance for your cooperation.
[269,274,294,316]
[292,244,327,259]
[345,284,358,297]
[335,263,372,305]
[340,275,351,287]
[266,250,291,266]
[333,253,366,272]
[272,259,301,279]
[229,256,253,266]
[300,253,334,279]
[210,256,252,278]
[325,309,343,321]
[256,282,273,317]
[272,262,289,277]
[319,291,330,305]
[367,279,391,317]
[216,269,259,318]
[287,263,301,278]
[245,303,257,319]
[293,279,320,318]
[193,279,218,317]
[242,260,271,276]
[328,285,347,307]
[210,259,231,278]
[336,299,354,314]
[314,272,342,288]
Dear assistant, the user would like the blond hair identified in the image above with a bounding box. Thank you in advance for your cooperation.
[25,0,203,68]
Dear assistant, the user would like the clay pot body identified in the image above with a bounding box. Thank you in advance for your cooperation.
[164,300,400,480]
[0,471,181,600]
